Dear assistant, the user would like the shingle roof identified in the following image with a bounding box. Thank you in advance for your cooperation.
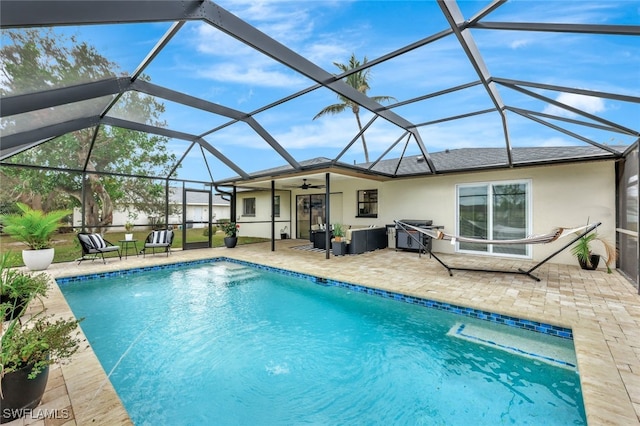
[241,146,628,181]
[368,146,628,176]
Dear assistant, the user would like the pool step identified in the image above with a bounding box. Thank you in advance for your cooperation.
[447,323,577,370]
[209,262,261,285]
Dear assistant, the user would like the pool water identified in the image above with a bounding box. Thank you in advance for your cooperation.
[59,261,586,425]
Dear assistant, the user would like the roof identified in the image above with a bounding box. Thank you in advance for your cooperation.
[1,1,638,186]
[168,190,228,206]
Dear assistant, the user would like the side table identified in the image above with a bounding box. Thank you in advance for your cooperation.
[119,239,139,259]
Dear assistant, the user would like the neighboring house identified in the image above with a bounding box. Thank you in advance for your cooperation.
[234,146,623,267]
[73,189,230,231]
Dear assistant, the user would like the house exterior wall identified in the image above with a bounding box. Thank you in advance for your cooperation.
[73,204,230,230]
[378,161,615,266]
[236,190,292,239]
[238,160,616,267]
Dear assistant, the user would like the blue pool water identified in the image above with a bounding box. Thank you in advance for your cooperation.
[59,260,586,425]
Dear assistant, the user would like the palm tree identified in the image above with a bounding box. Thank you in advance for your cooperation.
[313,53,396,163]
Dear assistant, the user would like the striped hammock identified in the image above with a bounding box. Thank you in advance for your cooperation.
[394,221,597,245]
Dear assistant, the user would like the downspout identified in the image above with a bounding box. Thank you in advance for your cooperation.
[214,185,235,225]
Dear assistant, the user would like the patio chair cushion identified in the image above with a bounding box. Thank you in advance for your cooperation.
[148,230,170,245]
[88,233,107,249]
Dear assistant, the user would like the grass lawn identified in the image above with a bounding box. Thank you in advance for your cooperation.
[0,229,268,268]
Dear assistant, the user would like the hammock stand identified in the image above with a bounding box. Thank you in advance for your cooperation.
[394,220,602,281]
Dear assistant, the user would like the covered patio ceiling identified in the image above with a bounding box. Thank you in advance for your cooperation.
[1,0,639,189]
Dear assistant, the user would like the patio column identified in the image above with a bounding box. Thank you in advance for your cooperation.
[325,173,330,259]
[271,180,276,252]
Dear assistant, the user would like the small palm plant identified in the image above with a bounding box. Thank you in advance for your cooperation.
[571,232,617,273]
[0,203,71,250]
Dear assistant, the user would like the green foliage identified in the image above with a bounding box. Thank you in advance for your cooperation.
[332,223,345,238]
[202,226,217,237]
[313,53,396,163]
[1,311,83,379]
[220,222,240,237]
[0,252,48,299]
[0,250,82,379]
[0,203,71,250]
[0,29,178,233]
[571,231,617,273]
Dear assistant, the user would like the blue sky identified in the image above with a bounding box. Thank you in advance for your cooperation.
[17,1,640,181]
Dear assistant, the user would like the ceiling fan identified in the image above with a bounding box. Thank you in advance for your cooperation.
[285,179,325,190]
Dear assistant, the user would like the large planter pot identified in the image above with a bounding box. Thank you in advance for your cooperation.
[1,364,49,423]
[578,254,600,270]
[21,248,54,271]
[224,237,238,248]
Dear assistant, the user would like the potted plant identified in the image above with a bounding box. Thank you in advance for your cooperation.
[0,203,71,271]
[0,252,48,321]
[1,309,83,423]
[332,223,345,242]
[124,221,135,241]
[571,231,617,273]
[0,262,83,424]
[332,223,347,256]
[280,226,289,240]
[220,222,240,248]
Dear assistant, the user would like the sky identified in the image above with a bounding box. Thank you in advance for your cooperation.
[6,0,640,182]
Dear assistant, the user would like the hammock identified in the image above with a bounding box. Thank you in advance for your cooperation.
[396,221,596,245]
[393,220,602,281]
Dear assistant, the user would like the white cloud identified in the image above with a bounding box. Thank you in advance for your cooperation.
[197,63,306,88]
[542,92,606,117]
[509,38,530,49]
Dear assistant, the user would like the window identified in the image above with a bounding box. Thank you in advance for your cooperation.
[357,189,378,218]
[243,197,256,216]
[274,195,280,217]
[457,181,530,257]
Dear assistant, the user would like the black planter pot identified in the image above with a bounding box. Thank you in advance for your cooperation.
[0,294,27,321]
[332,241,346,256]
[1,364,49,423]
[578,254,600,270]
[224,237,238,248]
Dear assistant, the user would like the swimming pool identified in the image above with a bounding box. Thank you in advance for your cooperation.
[58,259,586,425]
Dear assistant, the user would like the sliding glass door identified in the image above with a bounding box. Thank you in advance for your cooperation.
[457,181,530,256]
[296,194,325,240]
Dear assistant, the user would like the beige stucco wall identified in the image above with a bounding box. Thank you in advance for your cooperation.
[237,160,616,268]
[236,190,292,238]
[377,161,616,266]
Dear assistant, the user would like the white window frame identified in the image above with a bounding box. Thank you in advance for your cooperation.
[455,179,532,259]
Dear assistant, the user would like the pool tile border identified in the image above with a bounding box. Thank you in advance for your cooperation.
[56,256,573,340]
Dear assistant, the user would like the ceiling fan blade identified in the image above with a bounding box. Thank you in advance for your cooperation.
[282,179,325,189]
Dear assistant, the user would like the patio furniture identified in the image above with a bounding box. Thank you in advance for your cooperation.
[345,226,388,254]
[142,229,174,257]
[394,220,602,281]
[77,232,122,264]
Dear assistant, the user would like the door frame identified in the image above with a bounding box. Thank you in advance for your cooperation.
[182,187,212,250]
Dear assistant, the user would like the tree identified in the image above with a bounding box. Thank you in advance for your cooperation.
[0,29,178,232]
[313,53,396,163]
